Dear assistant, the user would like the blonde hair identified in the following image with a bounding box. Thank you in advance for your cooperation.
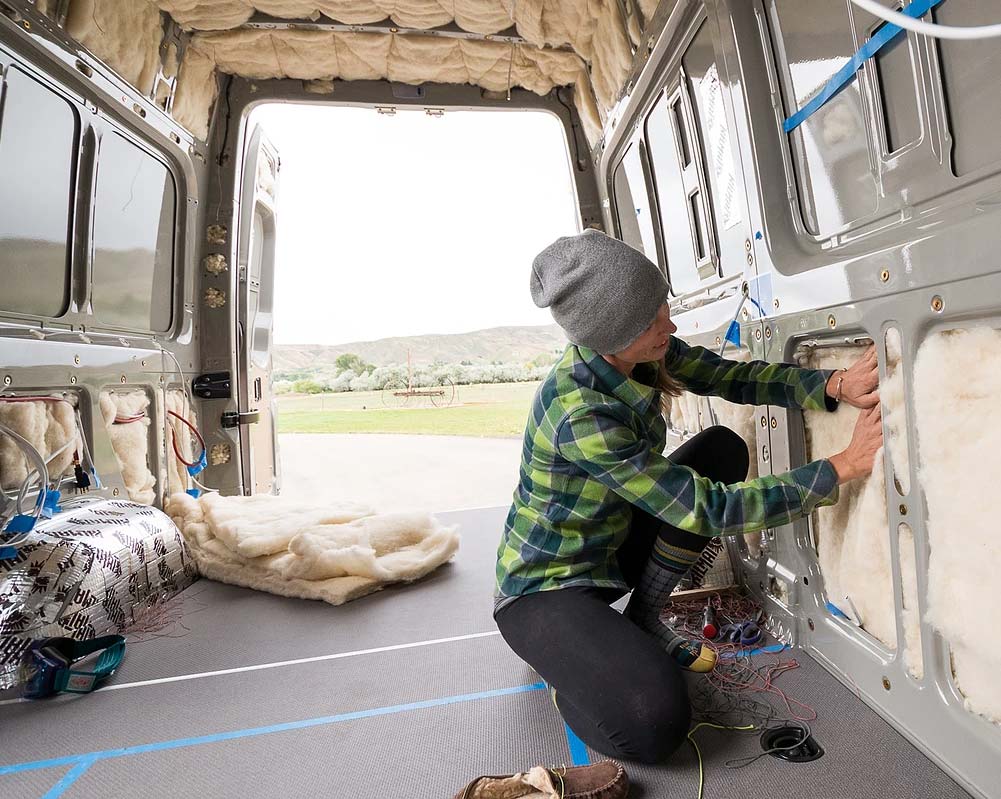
[655,361,684,417]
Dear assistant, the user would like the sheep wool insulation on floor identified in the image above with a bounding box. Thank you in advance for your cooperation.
[914,327,1001,722]
[802,334,923,680]
[166,492,461,605]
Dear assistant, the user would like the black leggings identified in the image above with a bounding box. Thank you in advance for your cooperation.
[494,426,749,763]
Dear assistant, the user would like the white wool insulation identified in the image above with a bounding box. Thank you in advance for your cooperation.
[668,348,762,556]
[166,491,460,604]
[50,0,645,143]
[914,327,1001,722]
[802,338,923,679]
[0,398,81,491]
[165,389,199,495]
[99,390,157,505]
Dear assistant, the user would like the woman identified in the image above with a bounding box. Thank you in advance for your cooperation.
[493,230,882,763]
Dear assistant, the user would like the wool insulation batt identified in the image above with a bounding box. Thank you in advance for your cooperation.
[52,0,618,142]
[99,390,157,505]
[914,327,1001,722]
[165,390,199,495]
[0,398,81,490]
[802,339,923,679]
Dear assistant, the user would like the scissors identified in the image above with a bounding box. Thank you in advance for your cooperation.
[719,621,762,646]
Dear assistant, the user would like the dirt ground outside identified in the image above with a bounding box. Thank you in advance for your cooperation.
[277,433,523,514]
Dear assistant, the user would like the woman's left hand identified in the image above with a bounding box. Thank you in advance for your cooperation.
[826,345,880,408]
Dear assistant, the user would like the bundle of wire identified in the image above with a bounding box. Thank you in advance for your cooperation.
[663,592,818,798]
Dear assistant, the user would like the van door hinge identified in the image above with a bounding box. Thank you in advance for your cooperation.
[221,410,260,428]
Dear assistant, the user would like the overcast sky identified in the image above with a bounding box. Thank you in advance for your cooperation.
[251,104,580,346]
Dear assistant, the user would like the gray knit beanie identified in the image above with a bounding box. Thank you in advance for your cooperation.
[530,229,670,354]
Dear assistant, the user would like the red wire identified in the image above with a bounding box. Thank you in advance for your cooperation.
[113,413,147,424]
[167,410,206,467]
[0,396,73,403]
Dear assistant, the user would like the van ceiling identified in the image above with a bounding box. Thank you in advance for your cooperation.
[54,0,664,143]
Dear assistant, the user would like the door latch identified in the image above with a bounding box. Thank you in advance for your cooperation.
[193,371,232,399]
[221,410,260,428]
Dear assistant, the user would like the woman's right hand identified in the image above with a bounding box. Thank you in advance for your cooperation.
[828,404,884,484]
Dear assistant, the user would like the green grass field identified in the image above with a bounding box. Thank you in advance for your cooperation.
[277,381,539,437]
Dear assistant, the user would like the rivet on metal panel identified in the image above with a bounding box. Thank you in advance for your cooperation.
[760,415,767,427]
[715,336,721,347]
[828,315,837,329]
[141,359,146,367]
[120,375,127,383]
[770,417,777,429]
[112,488,120,497]
[765,327,772,339]
[694,321,699,329]
[754,329,762,341]
[808,618,815,631]
[762,444,770,462]
[880,269,890,283]
[741,308,750,321]
[773,298,780,310]
[74,355,80,365]
[931,295,944,313]
[3,375,11,386]
[22,19,30,30]
[159,375,165,385]
[746,253,754,266]
[882,677,892,691]
[899,504,907,515]
[745,239,752,252]
[70,376,77,384]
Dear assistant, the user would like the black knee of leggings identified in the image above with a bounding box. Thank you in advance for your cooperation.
[673,424,750,485]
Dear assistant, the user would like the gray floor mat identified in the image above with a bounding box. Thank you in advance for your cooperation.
[1,505,972,798]
[105,506,507,684]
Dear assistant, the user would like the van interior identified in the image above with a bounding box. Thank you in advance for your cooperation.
[1,1,1000,797]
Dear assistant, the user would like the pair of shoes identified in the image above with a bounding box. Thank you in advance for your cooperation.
[452,760,628,799]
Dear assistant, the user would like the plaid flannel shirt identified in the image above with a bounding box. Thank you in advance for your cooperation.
[494,337,840,609]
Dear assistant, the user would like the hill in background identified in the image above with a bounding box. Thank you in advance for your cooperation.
[274,323,568,370]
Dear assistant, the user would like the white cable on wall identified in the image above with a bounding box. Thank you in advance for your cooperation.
[848,0,1001,40]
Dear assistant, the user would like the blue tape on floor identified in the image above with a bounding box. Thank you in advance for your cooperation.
[0,682,548,779]
[564,722,591,767]
[783,0,943,132]
[41,757,96,799]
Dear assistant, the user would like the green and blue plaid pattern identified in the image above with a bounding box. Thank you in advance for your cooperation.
[494,338,840,607]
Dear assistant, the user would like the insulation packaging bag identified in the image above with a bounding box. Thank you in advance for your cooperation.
[0,499,196,689]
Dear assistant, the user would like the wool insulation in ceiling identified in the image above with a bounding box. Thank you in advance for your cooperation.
[58,0,647,142]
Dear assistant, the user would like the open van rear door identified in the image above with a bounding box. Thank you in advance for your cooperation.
[236,125,280,495]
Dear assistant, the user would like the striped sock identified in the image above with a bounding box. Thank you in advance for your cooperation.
[625,536,717,673]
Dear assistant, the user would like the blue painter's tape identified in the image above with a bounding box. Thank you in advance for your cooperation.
[720,643,788,659]
[0,682,547,777]
[4,515,35,534]
[186,488,202,499]
[564,723,591,767]
[826,601,851,621]
[724,321,741,348]
[187,451,207,477]
[42,756,97,799]
[783,0,944,133]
